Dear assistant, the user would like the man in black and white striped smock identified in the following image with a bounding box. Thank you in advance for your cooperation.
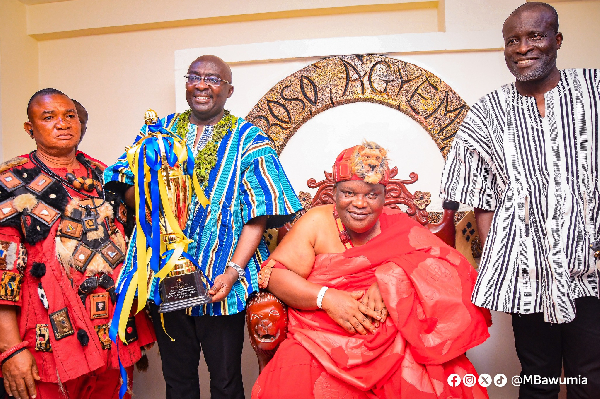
[440,3,599,399]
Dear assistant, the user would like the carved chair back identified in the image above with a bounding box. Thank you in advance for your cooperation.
[280,167,456,247]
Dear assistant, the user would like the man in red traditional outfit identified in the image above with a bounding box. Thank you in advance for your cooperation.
[0,89,154,399]
[252,141,491,399]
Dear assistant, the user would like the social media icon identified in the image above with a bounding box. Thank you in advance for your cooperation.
[447,374,461,387]
[463,374,476,387]
[478,374,492,387]
[494,374,507,387]
[512,375,522,386]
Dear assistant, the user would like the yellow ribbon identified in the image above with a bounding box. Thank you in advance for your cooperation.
[117,270,139,342]
[115,132,210,343]
[171,137,210,207]
[193,173,209,207]
[114,143,150,343]
[126,144,149,315]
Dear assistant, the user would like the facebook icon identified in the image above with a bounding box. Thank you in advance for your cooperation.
[447,374,461,387]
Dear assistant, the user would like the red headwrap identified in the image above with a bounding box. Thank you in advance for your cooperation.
[332,142,390,185]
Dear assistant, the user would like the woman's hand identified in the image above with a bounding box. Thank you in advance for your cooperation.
[360,282,388,327]
[2,349,39,399]
[320,288,382,335]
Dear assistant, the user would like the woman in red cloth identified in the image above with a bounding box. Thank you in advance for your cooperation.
[252,142,490,399]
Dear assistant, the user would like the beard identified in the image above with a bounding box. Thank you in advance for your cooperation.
[508,52,557,82]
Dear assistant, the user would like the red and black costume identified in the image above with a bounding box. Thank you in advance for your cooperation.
[0,152,154,398]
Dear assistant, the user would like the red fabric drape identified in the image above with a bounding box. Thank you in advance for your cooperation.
[252,212,490,399]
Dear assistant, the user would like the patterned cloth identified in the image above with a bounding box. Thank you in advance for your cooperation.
[105,112,302,316]
[441,69,600,323]
[0,153,155,385]
[252,211,490,399]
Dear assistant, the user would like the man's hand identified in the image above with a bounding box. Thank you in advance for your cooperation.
[359,282,388,328]
[2,349,39,399]
[208,215,267,303]
[208,267,239,302]
[321,288,382,335]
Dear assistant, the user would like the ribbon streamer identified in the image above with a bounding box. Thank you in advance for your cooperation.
[111,116,210,345]
[118,353,128,399]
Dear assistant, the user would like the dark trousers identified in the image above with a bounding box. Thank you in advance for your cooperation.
[149,303,246,399]
[512,296,600,399]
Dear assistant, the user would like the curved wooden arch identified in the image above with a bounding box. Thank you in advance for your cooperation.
[246,54,468,158]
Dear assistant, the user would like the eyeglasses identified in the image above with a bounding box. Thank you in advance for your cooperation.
[184,74,230,86]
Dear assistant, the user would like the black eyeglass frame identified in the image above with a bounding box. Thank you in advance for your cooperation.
[184,74,231,86]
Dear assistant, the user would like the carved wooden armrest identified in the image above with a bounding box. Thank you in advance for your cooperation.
[427,200,459,247]
[246,291,288,373]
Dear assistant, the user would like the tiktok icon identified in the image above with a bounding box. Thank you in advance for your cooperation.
[494,374,507,387]
[447,374,461,387]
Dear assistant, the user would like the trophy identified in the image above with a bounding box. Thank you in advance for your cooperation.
[142,110,212,313]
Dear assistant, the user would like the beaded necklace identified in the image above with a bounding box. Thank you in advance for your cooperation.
[333,208,354,249]
[29,151,107,234]
[175,109,237,188]
[29,151,105,204]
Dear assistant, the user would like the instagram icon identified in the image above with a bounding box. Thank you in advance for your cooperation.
[462,374,477,387]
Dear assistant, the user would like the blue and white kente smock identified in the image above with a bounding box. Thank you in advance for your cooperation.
[105,111,302,316]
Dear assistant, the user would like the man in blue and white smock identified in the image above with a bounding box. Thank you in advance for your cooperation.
[104,55,302,399]
[440,3,599,399]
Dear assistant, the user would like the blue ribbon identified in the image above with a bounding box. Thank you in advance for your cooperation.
[186,145,195,176]
[147,121,170,135]
[136,145,150,238]
[111,119,203,399]
[149,166,160,274]
[136,137,173,275]
[148,118,193,174]
[118,353,128,399]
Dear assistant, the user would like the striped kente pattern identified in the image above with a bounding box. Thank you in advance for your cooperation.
[441,69,599,323]
[106,112,302,317]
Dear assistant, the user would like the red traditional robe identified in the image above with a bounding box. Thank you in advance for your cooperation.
[252,211,490,399]
[0,153,155,398]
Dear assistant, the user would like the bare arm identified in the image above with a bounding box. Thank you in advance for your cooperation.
[230,215,268,268]
[474,207,494,246]
[268,208,323,277]
[124,186,135,209]
[0,305,39,399]
[267,268,380,335]
[263,208,323,306]
[266,207,381,334]
[209,215,268,302]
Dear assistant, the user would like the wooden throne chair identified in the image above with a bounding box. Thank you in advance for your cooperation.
[247,167,459,372]
[243,53,470,373]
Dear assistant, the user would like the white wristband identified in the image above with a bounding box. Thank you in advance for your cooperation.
[316,286,329,309]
